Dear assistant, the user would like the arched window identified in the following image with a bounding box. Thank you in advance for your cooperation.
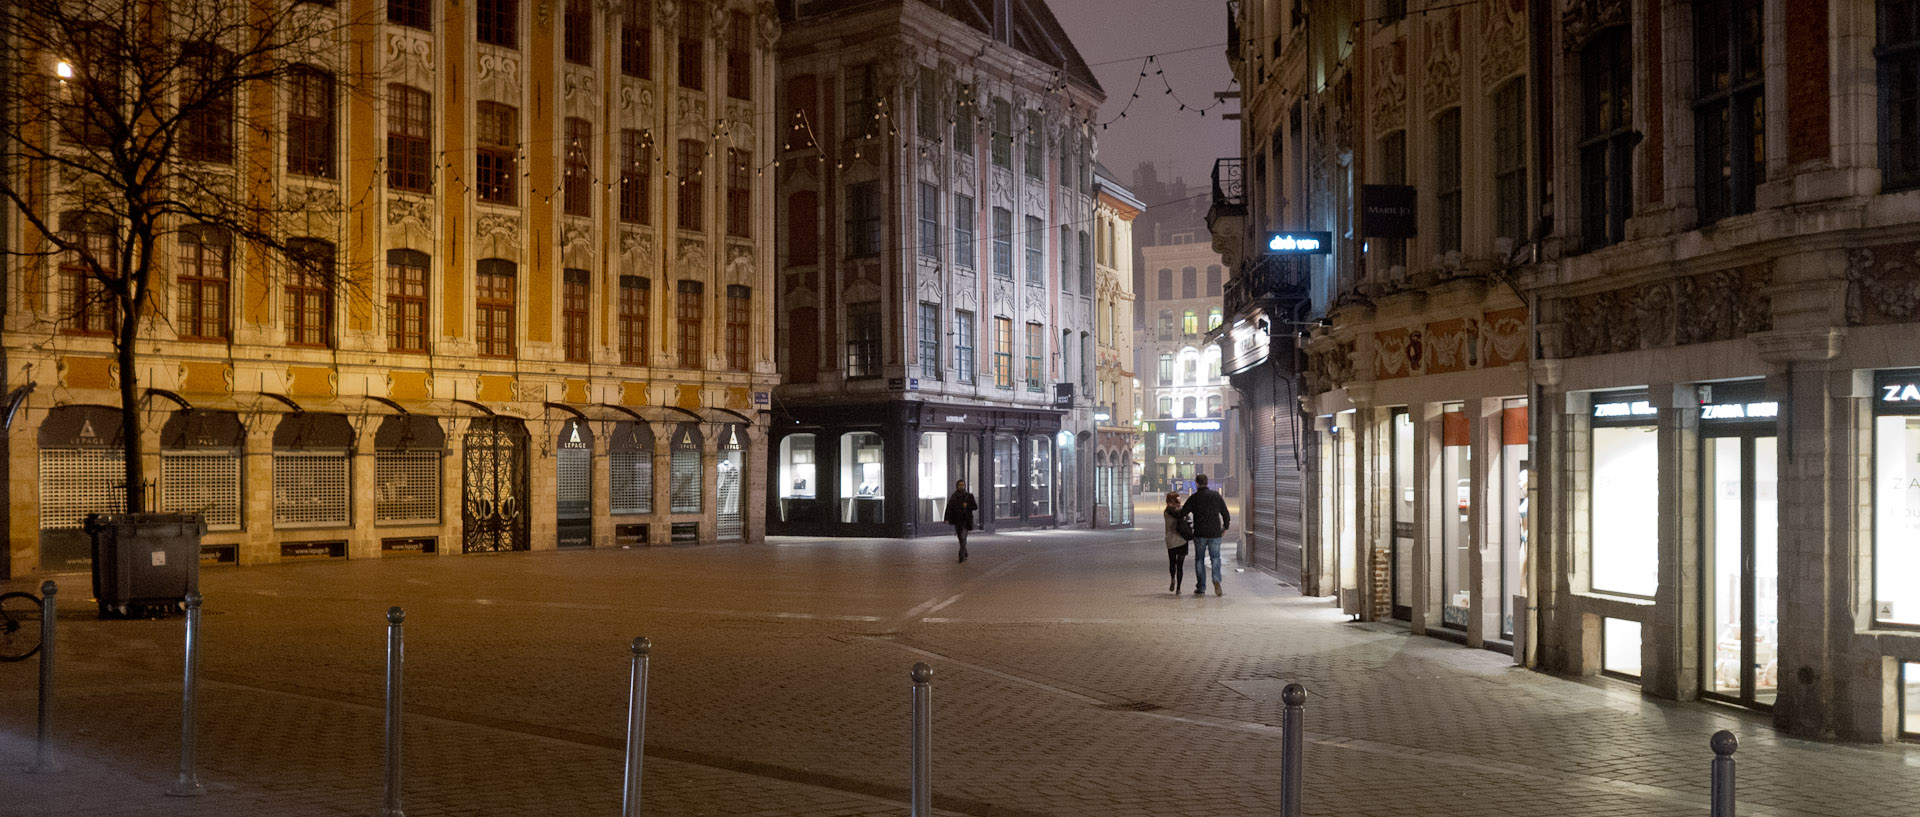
[610,420,654,514]
[1182,310,1198,335]
[1157,268,1173,300]
[1206,395,1222,417]
[1158,396,1172,418]
[1182,396,1197,417]
[669,423,703,513]
[1207,307,1222,331]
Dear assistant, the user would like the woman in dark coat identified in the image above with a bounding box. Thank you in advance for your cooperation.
[944,479,979,562]
[1163,492,1192,593]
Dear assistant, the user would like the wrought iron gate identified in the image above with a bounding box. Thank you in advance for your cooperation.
[463,417,529,553]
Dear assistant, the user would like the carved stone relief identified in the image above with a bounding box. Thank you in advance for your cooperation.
[1481,0,1527,86]
[477,213,523,250]
[677,93,710,138]
[1556,265,1773,357]
[563,69,597,108]
[563,222,595,257]
[1421,10,1461,111]
[621,82,656,119]
[955,282,978,312]
[917,274,943,304]
[1560,0,1629,52]
[990,167,1014,206]
[991,281,1013,316]
[1845,243,1920,326]
[677,237,707,278]
[386,33,434,86]
[385,196,434,232]
[620,228,655,272]
[1371,42,1406,132]
[477,50,522,100]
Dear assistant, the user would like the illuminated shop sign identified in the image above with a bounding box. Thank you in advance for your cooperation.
[1883,383,1920,403]
[1223,312,1272,375]
[1700,402,1778,420]
[1175,420,1222,431]
[1592,401,1656,418]
[1264,231,1333,255]
[1874,369,1920,415]
[1093,411,1111,422]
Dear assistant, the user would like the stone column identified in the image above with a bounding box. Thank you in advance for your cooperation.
[527,417,557,551]
[1644,383,1700,701]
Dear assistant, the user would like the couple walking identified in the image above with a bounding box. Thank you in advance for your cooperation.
[1163,473,1231,595]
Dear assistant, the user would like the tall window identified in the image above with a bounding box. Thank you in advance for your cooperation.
[621,0,652,79]
[476,260,515,357]
[992,316,1013,388]
[181,43,234,163]
[1023,110,1043,178]
[1158,268,1173,300]
[788,191,818,264]
[477,103,518,205]
[1434,107,1462,253]
[1208,307,1222,330]
[1079,230,1092,292]
[1157,353,1173,385]
[1182,266,1197,298]
[721,149,753,237]
[563,268,589,362]
[622,130,652,223]
[917,302,941,379]
[59,218,116,336]
[991,98,1012,168]
[1206,264,1221,296]
[177,229,230,341]
[1182,309,1198,335]
[385,249,427,353]
[953,84,976,155]
[846,300,881,378]
[564,0,593,64]
[676,280,703,367]
[389,0,430,28]
[678,8,704,90]
[478,0,517,47]
[1379,130,1408,269]
[846,181,881,257]
[991,207,1013,280]
[918,183,940,258]
[726,10,751,100]
[725,285,750,371]
[1696,0,1764,222]
[917,68,940,137]
[953,195,975,267]
[1059,227,1073,291]
[677,139,704,230]
[287,66,336,178]
[786,75,818,152]
[387,85,432,192]
[619,276,650,364]
[1024,322,1043,391]
[1024,215,1044,285]
[1885,0,1920,190]
[845,63,879,137]
[954,310,976,383]
[1580,27,1635,250]
[285,240,335,348]
[1493,80,1529,244]
[564,118,592,216]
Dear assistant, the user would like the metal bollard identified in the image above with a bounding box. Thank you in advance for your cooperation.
[621,637,651,817]
[31,581,59,774]
[380,607,406,817]
[1710,730,1737,817]
[910,663,932,817]
[166,592,207,796]
[1280,683,1305,817]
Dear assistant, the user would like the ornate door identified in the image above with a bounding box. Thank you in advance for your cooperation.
[463,417,529,553]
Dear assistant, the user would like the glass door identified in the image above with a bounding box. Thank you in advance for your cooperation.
[1702,433,1778,706]
[1392,410,1414,620]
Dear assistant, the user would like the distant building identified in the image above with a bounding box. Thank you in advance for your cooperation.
[1092,165,1142,526]
[1138,242,1236,498]
[767,0,1103,536]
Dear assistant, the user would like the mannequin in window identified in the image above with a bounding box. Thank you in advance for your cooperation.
[717,459,740,514]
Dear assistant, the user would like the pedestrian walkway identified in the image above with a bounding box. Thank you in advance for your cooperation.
[2,525,1914,817]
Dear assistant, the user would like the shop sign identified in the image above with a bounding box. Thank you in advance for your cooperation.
[943,413,970,424]
[1872,369,1920,414]
[1093,411,1111,422]
[1054,383,1074,409]
[1592,400,1656,418]
[1700,402,1778,420]
[1263,231,1333,255]
[888,377,920,391]
[1360,185,1417,238]
[1175,420,1222,431]
[1223,312,1272,375]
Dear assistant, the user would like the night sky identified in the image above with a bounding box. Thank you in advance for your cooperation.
[1050,0,1238,198]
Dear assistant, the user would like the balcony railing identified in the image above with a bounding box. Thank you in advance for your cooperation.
[1224,253,1309,317]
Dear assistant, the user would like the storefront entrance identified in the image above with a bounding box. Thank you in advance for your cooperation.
[463,416,529,553]
[1391,409,1414,620]
[1701,408,1779,706]
[556,419,592,549]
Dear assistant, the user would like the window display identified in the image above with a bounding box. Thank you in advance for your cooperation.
[919,432,949,525]
[841,432,885,523]
[716,424,745,541]
[1904,662,1920,739]
[1875,414,1920,626]
[1500,401,1528,639]
[1392,410,1414,617]
[1603,617,1642,678]
[669,424,703,514]
[1440,405,1471,630]
[1704,435,1779,703]
[993,433,1019,519]
[1592,424,1658,597]
[777,433,816,523]
[1028,437,1053,517]
[609,421,654,515]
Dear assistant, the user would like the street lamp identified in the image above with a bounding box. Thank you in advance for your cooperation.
[54,61,74,80]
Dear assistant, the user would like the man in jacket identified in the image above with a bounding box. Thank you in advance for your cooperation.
[1178,473,1231,595]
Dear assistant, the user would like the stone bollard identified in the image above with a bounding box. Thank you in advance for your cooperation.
[381,607,406,817]
[910,663,933,817]
[166,592,206,796]
[1711,730,1737,817]
[621,637,651,817]
[1280,683,1305,817]
[31,581,59,774]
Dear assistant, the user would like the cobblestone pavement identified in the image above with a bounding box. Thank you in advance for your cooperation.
[3,522,1917,817]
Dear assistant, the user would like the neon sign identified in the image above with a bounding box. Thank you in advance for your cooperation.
[1263,231,1333,255]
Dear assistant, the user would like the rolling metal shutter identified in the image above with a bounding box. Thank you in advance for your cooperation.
[161,452,242,529]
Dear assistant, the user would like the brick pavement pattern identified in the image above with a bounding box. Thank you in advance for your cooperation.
[3,524,1916,817]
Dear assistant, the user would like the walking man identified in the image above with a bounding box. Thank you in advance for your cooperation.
[945,479,979,563]
[1179,473,1231,595]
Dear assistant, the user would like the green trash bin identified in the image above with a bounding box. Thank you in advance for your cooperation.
[85,512,204,618]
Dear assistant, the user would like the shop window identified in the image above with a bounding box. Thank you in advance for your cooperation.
[716,425,745,540]
[159,410,246,531]
[1592,421,1658,597]
[841,432,884,523]
[778,433,816,522]
[556,420,593,549]
[1903,662,1920,739]
[610,421,655,515]
[1499,400,1529,639]
[993,433,1019,518]
[669,424,703,513]
[919,431,949,525]
[272,414,353,527]
[1440,405,1471,630]
[1874,395,1920,626]
[373,415,443,524]
[1028,437,1052,517]
[1602,617,1643,679]
[1392,410,1415,618]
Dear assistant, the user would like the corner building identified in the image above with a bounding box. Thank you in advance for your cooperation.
[768,0,1103,537]
[7,0,780,576]
[1245,0,1920,742]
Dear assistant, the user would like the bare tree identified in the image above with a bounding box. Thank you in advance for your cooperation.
[2,0,373,513]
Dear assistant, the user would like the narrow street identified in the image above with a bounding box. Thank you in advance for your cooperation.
[3,523,1914,817]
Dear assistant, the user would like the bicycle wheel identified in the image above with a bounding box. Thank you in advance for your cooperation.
[0,591,44,662]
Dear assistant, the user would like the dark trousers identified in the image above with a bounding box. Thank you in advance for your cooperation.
[1167,543,1189,588]
[955,526,969,554]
